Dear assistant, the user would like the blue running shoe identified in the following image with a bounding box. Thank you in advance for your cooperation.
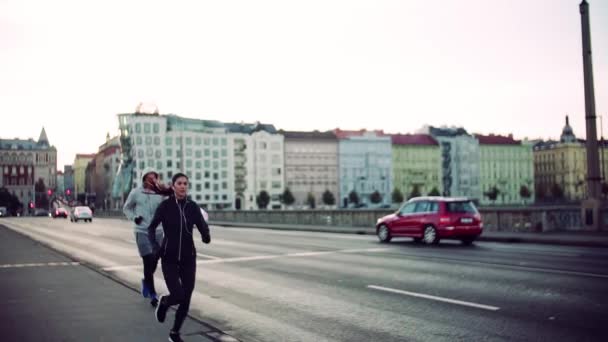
[141,279,150,298]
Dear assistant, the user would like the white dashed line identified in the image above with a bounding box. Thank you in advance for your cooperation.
[368,285,500,311]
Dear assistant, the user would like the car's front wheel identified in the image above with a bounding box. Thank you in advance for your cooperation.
[423,226,439,245]
[377,225,392,243]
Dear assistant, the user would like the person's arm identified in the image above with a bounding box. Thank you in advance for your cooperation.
[147,202,164,251]
[122,189,139,222]
[193,206,210,244]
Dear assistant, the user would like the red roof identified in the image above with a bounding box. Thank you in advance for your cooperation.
[391,134,438,146]
[474,134,520,145]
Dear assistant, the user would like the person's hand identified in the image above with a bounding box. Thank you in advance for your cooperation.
[134,216,143,225]
[202,235,211,244]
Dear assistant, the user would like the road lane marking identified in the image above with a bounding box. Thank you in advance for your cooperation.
[0,262,80,269]
[197,253,221,259]
[197,247,389,265]
[367,285,500,311]
[102,264,142,271]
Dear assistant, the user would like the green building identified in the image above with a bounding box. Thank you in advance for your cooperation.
[476,134,535,205]
[391,134,442,202]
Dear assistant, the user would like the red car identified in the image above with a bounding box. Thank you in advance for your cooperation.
[52,207,69,218]
[376,197,483,245]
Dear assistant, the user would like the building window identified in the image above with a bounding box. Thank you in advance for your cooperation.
[135,123,141,133]
[196,172,201,180]
[221,149,227,157]
[153,123,159,133]
[222,182,228,189]
[213,151,219,159]
[168,171,173,178]
[204,171,210,178]
[213,184,219,191]
[166,149,172,157]
[221,160,228,168]
[205,195,210,200]
[195,161,202,168]
[156,161,163,170]
[204,138,210,146]
[212,138,218,146]
[186,149,192,157]
[167,160,173,168]
[139,161,145,170]
[186,160,193,168]
[186,137,192,145]
[136,136,142,145]
[145,136,152,145]
[166,137,173,145]
[155,150,162,158]
[213,173,218,180]
[195,150,202,158]
[204,160,210,168]
[195,137,202,145]
[146,149,153,157]
[196,184,202,191]
[205,182,210,189]
[176,161,181,169]
[271,181,281,189]
[154,137,160,145]
[144,123,151,133]
[204,149,210,157]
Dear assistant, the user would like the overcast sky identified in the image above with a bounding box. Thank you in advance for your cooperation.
[1,0,607,167]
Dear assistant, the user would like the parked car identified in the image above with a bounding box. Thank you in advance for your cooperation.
[34,209,50,217]
[52,207,68,218]
[375,196,483,245]
[70,206,93,223]
[0,206,7,217]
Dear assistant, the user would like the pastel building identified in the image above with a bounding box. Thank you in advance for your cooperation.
[282,130,339,207]
[391,134,442,200]
[476,134,535,205]
[336,129,392,207]
[426,126,482,200]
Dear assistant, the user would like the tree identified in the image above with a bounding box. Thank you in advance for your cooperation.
[484,186,499,203]
[322,190,335,206]
[550,183,564,200]
[256,190,270,209]
[0,188,22,215]
[602,183,608,199]
[408,185,421,199]
[428,187,441,196]
[35,178,48,209]
[391,188,404,204]
[370,190,383,204]
[519,185,532,204]
[281,188,295,206]
[348,190,359,206]
[306,192,316,209]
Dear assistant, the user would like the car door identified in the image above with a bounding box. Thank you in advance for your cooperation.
[392,202,417,235]
[404,201,431,235]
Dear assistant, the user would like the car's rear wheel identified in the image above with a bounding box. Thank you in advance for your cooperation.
[377,225,392,243]
[423,226,439,245]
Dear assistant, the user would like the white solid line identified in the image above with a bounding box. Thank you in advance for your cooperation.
[368,285,500,311]
[0,262,80,269]
[197,253,221,260]
[102,264,142,271]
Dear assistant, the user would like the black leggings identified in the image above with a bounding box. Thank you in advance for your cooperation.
[162,259,196,333]
[142,254,160,295]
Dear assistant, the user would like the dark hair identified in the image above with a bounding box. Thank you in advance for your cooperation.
[171,172,188,185]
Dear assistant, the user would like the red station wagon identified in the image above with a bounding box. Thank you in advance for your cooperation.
[376,197,483,245]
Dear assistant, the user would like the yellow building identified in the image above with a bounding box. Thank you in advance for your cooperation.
[73,154,95,198]
[534,116,588,201]
[391,134,442,200]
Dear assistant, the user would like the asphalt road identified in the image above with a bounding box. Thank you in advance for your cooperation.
[1,217,607,342]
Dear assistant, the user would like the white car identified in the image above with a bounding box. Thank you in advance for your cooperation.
[70,206,93,223]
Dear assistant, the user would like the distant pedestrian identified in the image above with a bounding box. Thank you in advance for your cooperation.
[123,167,171,307]
[147,172,211,342]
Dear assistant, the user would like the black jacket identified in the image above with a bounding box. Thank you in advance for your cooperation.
[147,196,210,263]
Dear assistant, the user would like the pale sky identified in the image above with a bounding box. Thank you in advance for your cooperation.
[1,0,607,167]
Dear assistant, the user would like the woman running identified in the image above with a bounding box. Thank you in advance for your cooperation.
[147,172,211,342]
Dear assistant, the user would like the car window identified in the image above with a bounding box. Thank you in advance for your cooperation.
[429,202,439,213]
[399,203,416,215]
[414,201,430,213]
[446,201,478,214]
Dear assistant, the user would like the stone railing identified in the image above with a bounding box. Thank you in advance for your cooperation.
[93,206,608,232]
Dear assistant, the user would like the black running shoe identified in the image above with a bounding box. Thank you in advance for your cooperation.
[169,331,184,342]
[155,295,168,323]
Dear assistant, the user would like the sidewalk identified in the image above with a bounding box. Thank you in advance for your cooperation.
[0,224,240,342]
[210,221,608,248]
